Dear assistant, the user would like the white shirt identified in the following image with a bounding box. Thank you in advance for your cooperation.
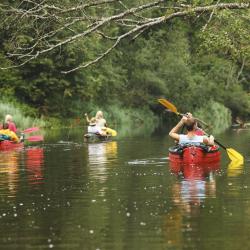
[88,125,101,134]
[179,134,204,144]
[96,118,106,128]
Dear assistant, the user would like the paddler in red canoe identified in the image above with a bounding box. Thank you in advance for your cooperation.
[169,113,214,146]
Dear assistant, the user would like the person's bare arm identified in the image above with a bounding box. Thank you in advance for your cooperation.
[169,118,186,141]
[203,135,215,146]
[85,113,90,123]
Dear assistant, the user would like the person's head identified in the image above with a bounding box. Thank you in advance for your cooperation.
[2,122,9,130]
[89,117,96,126]
[95,111,103,119]
[5,114,13,123]
[184,118,197,132]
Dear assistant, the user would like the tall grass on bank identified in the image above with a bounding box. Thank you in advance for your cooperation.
[194,101,232,134]
[0,102,46,130]
[107,105,160,137]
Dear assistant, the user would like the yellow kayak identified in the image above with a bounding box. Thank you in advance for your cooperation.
[105,127,117,136]
[83,128,117,143]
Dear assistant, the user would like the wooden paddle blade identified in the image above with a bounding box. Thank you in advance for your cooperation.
[27,135,44,142]
[22,127,40,134]
[158,99,178,114]
[226,148,244,162]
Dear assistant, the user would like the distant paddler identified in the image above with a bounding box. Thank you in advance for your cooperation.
[86,117,106,136]
[5,114,17,133]
[85,110,117,137]
[0,123,20,143]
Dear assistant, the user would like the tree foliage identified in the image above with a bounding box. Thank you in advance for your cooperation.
[0,0,249,128]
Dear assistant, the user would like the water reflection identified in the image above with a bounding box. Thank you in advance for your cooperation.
[164,163,220,248]
[87,141,117,182]
[0,147,44,198]
[170,163,219,206]
[227,160,244,177]
[0,151,19,197]
[25,147,44,186]
[88,141,117,165]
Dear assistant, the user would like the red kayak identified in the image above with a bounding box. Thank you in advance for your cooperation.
[0,140,24,151]
[169,144,220,168]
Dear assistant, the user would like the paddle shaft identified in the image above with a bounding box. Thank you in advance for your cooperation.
[22,127,40,134]
[26,135,44,142]
[213,139,226,150]
[158,98,210,128]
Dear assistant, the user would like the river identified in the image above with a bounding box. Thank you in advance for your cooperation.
[0,127,249,249]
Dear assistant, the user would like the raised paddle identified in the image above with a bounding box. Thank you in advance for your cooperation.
[26,135,44,142]
[158,98,244,162]
[158,99,210,128]
[22,127,40,134]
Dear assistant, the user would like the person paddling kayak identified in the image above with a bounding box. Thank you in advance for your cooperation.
[0,123,20,143]
[95,111,107,128]
[85,110,117,136]
[169,114,214,146]
[87,117,106,136]
[5,114,17,133]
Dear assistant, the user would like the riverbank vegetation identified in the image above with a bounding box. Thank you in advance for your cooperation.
[0,100,46,129]
[0,1,249,133]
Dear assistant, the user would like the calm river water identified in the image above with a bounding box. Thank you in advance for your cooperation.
[0,127,250,250]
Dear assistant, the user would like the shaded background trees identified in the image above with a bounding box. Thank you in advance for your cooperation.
[0,0,249,130]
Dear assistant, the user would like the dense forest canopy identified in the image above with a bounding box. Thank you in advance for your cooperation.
[0,0,249,129]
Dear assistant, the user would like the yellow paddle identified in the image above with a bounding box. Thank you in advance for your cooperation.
[158,98,210,128]
[103,127,117,137]
[227,160,244,177]
[158,98,244,163]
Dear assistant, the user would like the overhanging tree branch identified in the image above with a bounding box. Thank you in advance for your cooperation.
[0,1,249,73]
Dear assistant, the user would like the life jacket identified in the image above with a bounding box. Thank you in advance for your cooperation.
[0,134,11,141]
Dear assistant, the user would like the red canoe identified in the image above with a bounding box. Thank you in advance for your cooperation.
[169,144,220,167]
[0,140,24,151]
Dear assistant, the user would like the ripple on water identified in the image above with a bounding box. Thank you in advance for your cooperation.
[127,157,169,166]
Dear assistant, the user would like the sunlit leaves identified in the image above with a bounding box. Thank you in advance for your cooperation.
[198,10,250,61]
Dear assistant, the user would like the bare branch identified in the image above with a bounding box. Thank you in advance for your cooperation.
[237,57,246,81]
[202,0,221,32]
[57,0,120,14]
[0,1,249,72]
[5,0,164,56]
